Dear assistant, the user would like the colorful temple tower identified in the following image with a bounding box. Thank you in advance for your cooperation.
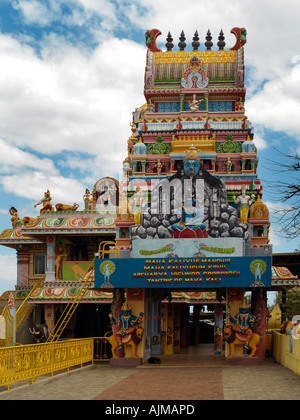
[0,28,299,363]
[96,27,274,362]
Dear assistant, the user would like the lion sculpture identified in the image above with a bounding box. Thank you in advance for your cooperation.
[107,326,144,358]
[224,325,260,358]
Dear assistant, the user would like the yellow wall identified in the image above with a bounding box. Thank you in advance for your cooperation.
[267,303,282,331]
[273,331,300,376]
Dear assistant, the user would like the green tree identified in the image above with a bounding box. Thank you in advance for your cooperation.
[265,149,300,238]
[276,287,300,320]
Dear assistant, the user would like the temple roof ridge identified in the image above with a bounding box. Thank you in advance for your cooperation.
[145,27,247,53]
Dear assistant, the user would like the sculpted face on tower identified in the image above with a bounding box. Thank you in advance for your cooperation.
[184,159,200,178]
[183,146,201,178]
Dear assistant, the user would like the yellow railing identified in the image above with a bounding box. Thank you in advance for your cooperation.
[0,337,111,390]
[47,263,95,342]
[48,241,120,343]
[1,278,45,347]
[16,278,45,329]
[98,241,120,259]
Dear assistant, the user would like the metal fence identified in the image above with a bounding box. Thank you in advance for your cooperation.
[0,337,110,390]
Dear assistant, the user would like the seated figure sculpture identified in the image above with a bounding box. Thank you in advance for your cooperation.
[169,146,212,238]
[227,300,257,350]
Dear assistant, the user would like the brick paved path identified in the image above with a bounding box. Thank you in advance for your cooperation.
[0,361,299,401]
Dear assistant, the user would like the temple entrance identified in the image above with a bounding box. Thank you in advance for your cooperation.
[152,344,226,366]
[147,296,225,363]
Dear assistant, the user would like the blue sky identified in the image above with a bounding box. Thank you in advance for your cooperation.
[0,0,300,294]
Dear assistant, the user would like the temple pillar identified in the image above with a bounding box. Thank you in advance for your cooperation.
[180,305,189,348]
[251,288,267,360]
[180,93,185,111]
[111,289,125,357]
[192,305,200,345]
[145,289,162,359]
[17,246,30,286]
[45,304,55,333]
[226,287,244,357]
[46,235,56,281]
[214,303,223,354]
[126,288,146,360]
[204,92,209,111]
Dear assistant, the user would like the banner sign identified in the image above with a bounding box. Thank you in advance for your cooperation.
[94,256,272,289]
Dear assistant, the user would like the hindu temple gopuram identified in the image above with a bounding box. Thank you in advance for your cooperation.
[0,28,299,364]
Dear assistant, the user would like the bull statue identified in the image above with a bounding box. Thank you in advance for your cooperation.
[55,203,79,211]
[29,324,50,343]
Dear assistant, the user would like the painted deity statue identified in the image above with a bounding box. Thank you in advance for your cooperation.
[129,186,147,225]
[83,188,92,210]
[170,146,206,234]
[188,94,203,112]
[9,207,20,229]
[34,189,53,212]
[155,159,163,175]
[233,185,255,223]
[228,300,257,350]
[110,302,144,352]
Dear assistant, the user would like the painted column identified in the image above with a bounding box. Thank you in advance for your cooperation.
[226,287,244,357]
[204,92,209,111]
[141,160,146,173]
[192,305,200,345]
[180,93,185,111]
[180,305,189,348]
[145,289,162,359]
[46,235,56,281]
[45,304,55,334]
[251,288,267,361]
[17,246,30,286]
[126,288,146,359]
[7,292,16,346]
[214,303,223,354]
[111,289,125,357]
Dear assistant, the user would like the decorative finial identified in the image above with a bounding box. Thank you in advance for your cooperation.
[183,145,200,162]
[145,29,162,52]
[178,30,186,51]
[165,31,174,51]
[217,29,225,50]
[192,30,200,51]
[8,292,16,308]
[205,29,213,50]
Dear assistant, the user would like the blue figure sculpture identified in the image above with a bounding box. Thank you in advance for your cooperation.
[170,146,206,233]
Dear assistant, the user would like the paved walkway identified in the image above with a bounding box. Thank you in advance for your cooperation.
[0,346,300,401]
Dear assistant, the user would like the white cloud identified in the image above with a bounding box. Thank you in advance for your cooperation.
[0,33,145,160]
[12,0,53,26]
[0,138,57,174]
[0,171,85,206]
[252,127,268,150]
[0,254,17,295]
[246,63,300,138]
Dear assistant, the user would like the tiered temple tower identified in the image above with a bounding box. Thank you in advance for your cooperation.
[121,28,269,250]
[3,28,298,364]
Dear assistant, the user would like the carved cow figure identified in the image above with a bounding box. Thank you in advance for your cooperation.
[55,203,79,211]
